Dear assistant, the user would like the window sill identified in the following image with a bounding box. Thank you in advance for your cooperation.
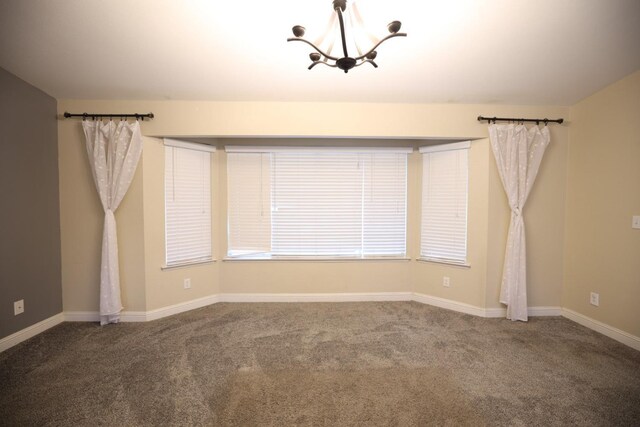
[223,256,411,263]
[161,259,217,271]
[416,257,470,268]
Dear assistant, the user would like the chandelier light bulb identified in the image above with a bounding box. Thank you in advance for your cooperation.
[292,25,306,38]
[387,21,402,34]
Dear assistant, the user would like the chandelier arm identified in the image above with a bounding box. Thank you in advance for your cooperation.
[309,61,338,70]
[335,7,349,58]
[355,59,378,68]
[287,38,340,61]
[354,33,407,61]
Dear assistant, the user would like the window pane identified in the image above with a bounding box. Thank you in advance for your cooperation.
[362,153,407,256]
[226,148,408,258]
[165,145,212,265]
[421,148,468,263]
[227,152,271,255]
[271,152,363,256]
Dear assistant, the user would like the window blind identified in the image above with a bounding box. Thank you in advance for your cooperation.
[226,152,271,256]
[362,152,408,256]
[420,142,469,263]
[164,140,213,266]
[226,147,409,258]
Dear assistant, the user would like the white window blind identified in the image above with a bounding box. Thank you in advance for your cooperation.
[226,147,409,258]
[164,139,214,266]
[227,153,271,256]
[420,142,469,264]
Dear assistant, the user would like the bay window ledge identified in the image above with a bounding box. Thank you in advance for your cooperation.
[161,259,217,270]
[223,256,411,263]
[416,257,471,268]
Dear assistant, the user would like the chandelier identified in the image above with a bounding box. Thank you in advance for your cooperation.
[288,0,407,73]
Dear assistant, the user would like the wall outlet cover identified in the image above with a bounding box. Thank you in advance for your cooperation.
[590,292,599,307]
[632,216,640,229]
[184,278,191,289]
[14,299,24,315]
[443,277,451,287]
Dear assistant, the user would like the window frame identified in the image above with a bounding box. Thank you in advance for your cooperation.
[225,146,411,261]
[419,141,470,267]
[163,138,216,268]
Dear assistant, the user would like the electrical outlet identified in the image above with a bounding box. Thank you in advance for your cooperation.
[184,278,191,289]
[632,216,640,229]
[590,292,599,307]
[443,276,450,287]
[14,300,24,315]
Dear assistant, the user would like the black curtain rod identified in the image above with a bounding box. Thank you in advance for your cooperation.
[478,115,563,125]
[63,112,154,120]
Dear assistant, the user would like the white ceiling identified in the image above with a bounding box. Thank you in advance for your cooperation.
[1,0,639,105]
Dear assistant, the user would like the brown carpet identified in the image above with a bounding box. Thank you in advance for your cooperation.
[1,302,639,426]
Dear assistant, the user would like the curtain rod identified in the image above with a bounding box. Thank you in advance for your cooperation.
[63,112,154,120]
[477,115,563,125]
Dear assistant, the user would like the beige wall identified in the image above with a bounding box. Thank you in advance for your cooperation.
[57,100,568,315]
[411,138,490,308]
[564,70,640,337]
[142,137,220,311]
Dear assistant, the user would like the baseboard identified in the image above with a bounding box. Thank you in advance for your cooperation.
[65,295,223,323]
[528,306,563,316]
[63,294,559,323]
[484,306,563,318]
[562,308,640,352]
[220,292,413,303]
[412,294,561,319]
[412,293,487,317]
[64,311,100,322]
[0,313,65,352]
[145,294,221,321]
[483,307,506,318]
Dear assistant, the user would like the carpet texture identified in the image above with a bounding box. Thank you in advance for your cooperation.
[1,302,639,426]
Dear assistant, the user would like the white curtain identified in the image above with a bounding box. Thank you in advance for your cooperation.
[82,120,143,325]
[489,124,550,321]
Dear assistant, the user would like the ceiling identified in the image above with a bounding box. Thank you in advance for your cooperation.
[1,0,639,105]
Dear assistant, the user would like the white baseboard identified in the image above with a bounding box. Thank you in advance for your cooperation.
[65,295,223,323]
[64,311,100,322]
[220,292,413,303]
[528,306,563,317]
[562,308,640,352]
[483,307,506,318]
[63,293,558,324]
[145,294,221,321]
[0,313,65,352]
[412,294,561,319]
[413,293,487,317]
[484,306,563,318]
[12,295,635,354]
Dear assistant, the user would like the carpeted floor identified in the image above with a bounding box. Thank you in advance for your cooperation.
[1,302,639,426]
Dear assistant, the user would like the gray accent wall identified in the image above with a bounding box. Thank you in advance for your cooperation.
[0,67,62,339]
